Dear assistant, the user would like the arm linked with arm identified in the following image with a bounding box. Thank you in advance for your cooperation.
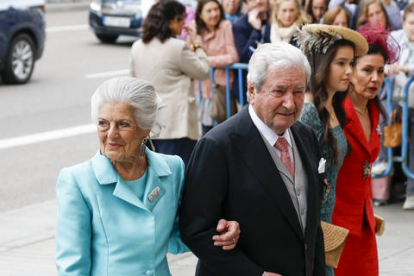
[179,137,264,275]
[169,157,190,254]
[55,168,92,276]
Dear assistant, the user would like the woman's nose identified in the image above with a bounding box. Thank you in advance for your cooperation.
[371,71,379,81]
[345,64,352,75]
[108,124,119,139]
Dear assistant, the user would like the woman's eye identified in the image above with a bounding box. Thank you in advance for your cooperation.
[98,121,108,127]
[119,121,131,127]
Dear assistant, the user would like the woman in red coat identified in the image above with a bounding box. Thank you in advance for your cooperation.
[332,22,399,276]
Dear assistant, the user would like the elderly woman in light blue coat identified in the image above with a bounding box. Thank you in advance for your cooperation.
[55,77,240,276]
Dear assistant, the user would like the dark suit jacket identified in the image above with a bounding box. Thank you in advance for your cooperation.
[232,13,271,63]
[179,107,326,276]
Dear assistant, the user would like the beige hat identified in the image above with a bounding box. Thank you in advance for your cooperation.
[321,221,350,268]
[296,24,368,56]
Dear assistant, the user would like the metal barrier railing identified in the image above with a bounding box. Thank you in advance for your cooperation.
[198,62,249,125]
[372,78,394,178]
[401,77,414,180]
[371,77,413,180]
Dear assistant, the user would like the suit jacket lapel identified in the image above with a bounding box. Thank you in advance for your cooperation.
[92,149,171,212]
[290,124,319,238]
[233,107,304,240]
[344,97,380,159]
[141,148,171,211]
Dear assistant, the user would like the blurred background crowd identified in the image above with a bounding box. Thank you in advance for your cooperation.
[129,0,414,211]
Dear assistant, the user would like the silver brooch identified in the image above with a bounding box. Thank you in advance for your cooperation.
[148,187,161,202]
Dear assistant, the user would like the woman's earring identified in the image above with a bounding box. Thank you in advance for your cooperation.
[140,137,148,156]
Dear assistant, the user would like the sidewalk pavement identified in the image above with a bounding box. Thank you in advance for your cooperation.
[0,199,412,275]
[45,0,90,13]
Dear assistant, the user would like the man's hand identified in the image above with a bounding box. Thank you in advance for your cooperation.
[248,8,262,30]
[212,219,241,250]
[264,272,282,276]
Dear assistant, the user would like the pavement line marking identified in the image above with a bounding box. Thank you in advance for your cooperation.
[85,69,130,79]
[0,124,96,150]
[46,24,89,33]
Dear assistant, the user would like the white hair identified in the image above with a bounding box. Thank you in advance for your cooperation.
[91,77,158,132]
[246,43,311,98]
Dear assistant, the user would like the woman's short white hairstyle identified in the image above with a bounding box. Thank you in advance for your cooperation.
[91,77,158,131]
[247,43,311,93]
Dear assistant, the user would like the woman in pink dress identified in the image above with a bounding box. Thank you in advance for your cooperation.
[189,0,239,134]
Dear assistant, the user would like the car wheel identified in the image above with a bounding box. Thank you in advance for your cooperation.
[1,33,35,84]
[96,34,119,43]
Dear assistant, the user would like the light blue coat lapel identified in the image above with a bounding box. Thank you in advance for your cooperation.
[141,148,171,211]
[91,149,172,212]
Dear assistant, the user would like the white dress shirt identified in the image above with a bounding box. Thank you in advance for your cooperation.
[248,105,295,166]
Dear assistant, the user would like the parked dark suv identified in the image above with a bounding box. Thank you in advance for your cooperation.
[89,0,143,43]
[0,0,46,84]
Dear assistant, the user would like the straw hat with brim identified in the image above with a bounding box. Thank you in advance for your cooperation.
[321,221,350,268]
[296,24,368,56]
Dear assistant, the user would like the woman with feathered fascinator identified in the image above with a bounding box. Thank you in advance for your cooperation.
[331,21,400,276]
[296,24,368,276]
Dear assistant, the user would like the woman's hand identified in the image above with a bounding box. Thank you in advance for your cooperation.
[184,23,198,44]
[212,219,240,250]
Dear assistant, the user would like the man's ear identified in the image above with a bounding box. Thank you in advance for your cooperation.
[247,82,256,104]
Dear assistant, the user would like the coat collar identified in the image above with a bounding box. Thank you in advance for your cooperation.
[344,97,380,157]
[92,148,172,211]
[233,107,315,240]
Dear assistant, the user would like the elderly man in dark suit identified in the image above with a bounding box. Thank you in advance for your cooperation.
[179,42,326,276]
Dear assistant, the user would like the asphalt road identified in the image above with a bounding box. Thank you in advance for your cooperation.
[0,7,137,212]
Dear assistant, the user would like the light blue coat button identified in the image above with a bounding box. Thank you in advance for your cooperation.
[146,270,154,276]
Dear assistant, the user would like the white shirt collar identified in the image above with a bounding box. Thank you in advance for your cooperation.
[248,104,293,148]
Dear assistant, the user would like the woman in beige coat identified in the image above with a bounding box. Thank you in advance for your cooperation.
[130,0,210,165]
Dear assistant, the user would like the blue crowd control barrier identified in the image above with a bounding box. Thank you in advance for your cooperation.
[198,63,249,124]
[372,77,394,178]
[401,77,414,180]
[371,77,414,181]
